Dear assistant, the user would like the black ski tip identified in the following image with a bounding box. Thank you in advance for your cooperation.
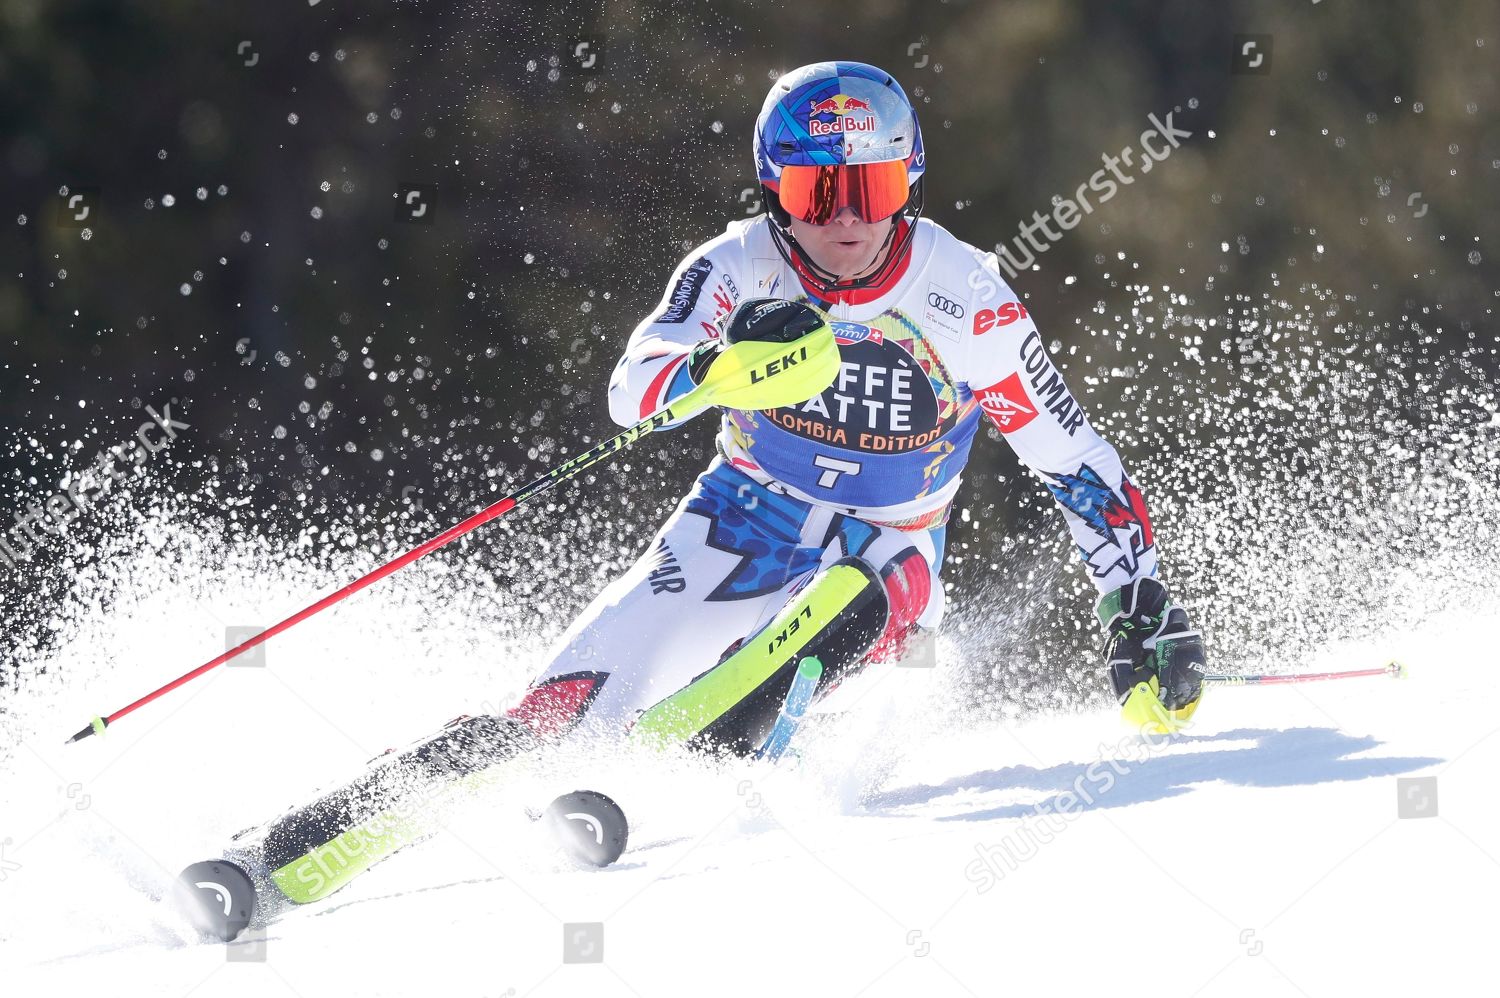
[544,790,629,868]
[175,860,257,942]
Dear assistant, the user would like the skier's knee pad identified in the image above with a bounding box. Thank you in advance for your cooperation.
[633,555,891,755]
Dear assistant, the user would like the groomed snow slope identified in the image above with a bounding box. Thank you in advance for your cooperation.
[3,594,1493,998]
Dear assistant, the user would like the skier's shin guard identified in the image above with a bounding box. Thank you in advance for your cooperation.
[630,555,898,755]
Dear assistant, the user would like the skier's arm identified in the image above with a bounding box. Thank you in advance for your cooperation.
[962,259,1204,730]
[608,250,740,427]
[962,272,1158,593]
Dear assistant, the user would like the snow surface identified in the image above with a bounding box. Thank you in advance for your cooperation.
[3,585,1494,997]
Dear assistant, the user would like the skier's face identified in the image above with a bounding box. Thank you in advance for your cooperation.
[788,208,895,281]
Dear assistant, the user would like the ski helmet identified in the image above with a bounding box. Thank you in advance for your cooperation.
[753,61,925,292]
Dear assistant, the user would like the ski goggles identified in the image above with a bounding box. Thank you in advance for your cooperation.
[775,160,912,225]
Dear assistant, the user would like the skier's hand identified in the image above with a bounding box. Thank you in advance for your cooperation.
[1097,577,1206,734]
[687,297,830,384]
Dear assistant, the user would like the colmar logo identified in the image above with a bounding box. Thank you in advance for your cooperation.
[974,373,1038,433]
[808,94,878,137]
[973,301,1029,335]
[1018,331,1085,436]
[648,539,685,595]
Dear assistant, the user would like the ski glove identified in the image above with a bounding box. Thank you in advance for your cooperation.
[1096,577,1206,734]
[687,297,828,384]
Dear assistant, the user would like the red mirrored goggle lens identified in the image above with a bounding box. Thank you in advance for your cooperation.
[776,161,911,225]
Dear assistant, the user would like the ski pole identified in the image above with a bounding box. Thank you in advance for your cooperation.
[1202,660,1407,687]
[65,408,681,744]
[755,656,825,762]
[64,322,844,744]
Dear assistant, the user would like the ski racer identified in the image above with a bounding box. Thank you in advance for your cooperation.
[512,60,1207,748]
[188,61,1207,933]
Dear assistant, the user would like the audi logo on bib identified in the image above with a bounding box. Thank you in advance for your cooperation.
[926,292,964,318]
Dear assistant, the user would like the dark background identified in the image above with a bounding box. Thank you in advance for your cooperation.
[3,1,1497,704]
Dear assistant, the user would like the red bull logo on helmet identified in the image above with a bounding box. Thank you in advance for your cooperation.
[808,94,878,137]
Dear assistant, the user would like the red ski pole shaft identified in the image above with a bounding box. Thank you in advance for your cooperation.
[65,405,684,744]
[1202,660,1407,687]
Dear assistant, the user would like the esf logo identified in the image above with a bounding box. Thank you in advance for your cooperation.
[926,292,964,318]
[973,301,1029,335]
[975,373,1037,434]
[748,345,810,383]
